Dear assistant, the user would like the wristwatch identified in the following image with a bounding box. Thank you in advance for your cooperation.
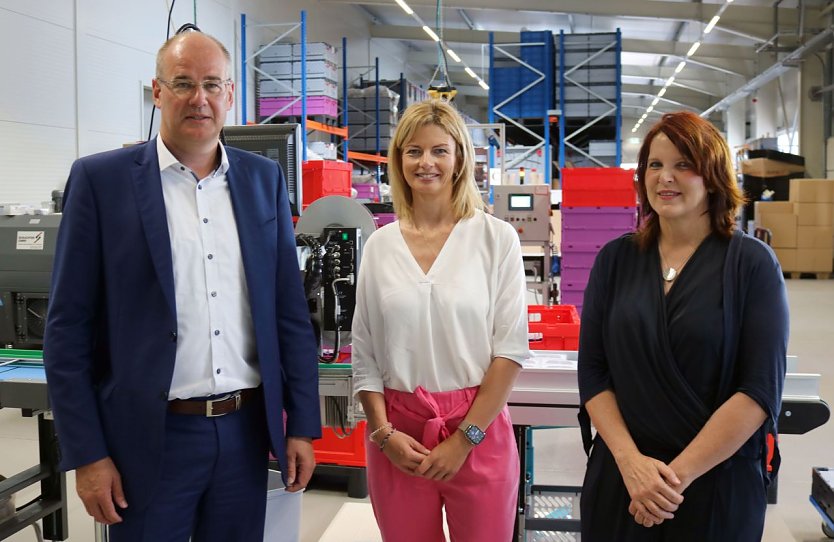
[459,423,486,445]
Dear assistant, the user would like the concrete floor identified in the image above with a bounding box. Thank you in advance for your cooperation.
[1,278,832,541]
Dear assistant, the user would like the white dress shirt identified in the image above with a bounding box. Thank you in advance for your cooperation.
[351,210,531,394]
[157,136,260,399]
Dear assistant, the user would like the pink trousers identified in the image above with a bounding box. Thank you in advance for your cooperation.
[366,386,519,542]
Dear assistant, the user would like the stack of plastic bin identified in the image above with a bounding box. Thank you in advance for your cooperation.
[560,168,637,314]
[527,304,580,351]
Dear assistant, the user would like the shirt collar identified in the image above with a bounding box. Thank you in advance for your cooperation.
[156,135,230,177]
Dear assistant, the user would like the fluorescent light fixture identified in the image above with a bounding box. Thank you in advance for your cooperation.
[651,97,660,106]
[422,25,440,41]
[447,49,461,63]
[704,15,720,34]
[675,61,686,74]
[666,76,676,86]
[478,79,489,90]
[727,0,733,3]
[394,0,414,14]
[632,127,638,133]
[658,87,667,97]
[465,67,477,78]
[646,106,654,113]
[687,41,701,57]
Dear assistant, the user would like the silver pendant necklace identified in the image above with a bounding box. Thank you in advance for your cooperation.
[658,242,698,283]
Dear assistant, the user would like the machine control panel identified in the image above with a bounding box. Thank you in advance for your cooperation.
[321,227,361,332]
[492,185,551,242]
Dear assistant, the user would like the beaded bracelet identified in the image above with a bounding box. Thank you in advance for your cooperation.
[368,422,393,443]
[378,429,397,451]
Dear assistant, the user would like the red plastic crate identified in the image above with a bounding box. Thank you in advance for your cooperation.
[562,168,637,207]
[302,160,352,205]
[527,305,580,350]
[313,420,367,467]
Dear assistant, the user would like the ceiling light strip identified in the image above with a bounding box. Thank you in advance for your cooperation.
[631,2,733,133]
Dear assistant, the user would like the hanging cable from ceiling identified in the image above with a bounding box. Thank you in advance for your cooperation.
[427,0,457,101]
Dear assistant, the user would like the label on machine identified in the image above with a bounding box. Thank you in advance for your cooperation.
[16,231,45,251]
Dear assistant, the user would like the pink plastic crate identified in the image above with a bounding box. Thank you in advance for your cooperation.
[560,269,590,293]
[562,206,637,231]
[258,96,338,117]
[561,250,598,271]
[372,213,397,228]
[561,228,629,245]
[353,183,380,202]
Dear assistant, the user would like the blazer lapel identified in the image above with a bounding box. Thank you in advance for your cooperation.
[131,140,176,318]
[227,152,274,323]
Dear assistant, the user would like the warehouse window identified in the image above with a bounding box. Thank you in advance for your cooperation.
[777,130,798,155]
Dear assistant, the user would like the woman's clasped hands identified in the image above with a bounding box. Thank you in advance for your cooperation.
[617,451,685,528]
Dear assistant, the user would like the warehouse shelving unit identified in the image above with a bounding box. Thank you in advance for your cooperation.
[557,30,623,168]
[488,31,555,184]
[241,11,344,162]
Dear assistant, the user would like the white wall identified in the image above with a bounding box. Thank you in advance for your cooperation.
[1,0,424,204]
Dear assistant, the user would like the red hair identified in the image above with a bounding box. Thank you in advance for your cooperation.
[634,111,745,249]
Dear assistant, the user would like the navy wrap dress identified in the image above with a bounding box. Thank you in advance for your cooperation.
[578,230,789,541]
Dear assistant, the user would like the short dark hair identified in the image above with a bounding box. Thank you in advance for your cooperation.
[634,111,745,249]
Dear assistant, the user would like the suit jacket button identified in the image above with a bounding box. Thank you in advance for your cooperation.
[160,391,168,400]
[170,331,178,342]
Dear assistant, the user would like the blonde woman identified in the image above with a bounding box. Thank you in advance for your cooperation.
[351,99,530,541]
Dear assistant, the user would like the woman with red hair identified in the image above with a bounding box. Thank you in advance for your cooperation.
[578,111,789,541]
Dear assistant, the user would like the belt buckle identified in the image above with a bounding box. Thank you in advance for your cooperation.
[205,391,240,417]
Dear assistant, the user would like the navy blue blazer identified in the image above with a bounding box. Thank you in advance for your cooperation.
[43,139,321,510]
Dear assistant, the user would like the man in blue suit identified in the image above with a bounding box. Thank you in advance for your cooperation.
[43,30,320,541]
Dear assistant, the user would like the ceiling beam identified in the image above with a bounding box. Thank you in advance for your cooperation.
[328,0,816,40]
[623,38,755,62]
[373,25,759,66]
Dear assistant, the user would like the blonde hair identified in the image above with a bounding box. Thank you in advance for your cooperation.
[388,99,484,223]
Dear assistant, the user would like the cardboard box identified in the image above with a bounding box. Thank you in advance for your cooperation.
[741,158,805,178]
[758,212,797,248]
[793,202,834,226]
[790,179,834,203]
[754,201,795,215]
[797,226,834,249]
[795,248,834,272]
[773,248,797,271]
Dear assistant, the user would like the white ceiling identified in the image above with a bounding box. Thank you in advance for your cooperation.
[323,0,833,121]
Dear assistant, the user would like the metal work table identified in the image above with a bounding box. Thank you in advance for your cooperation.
[0,349,67,541]
[508,350,831,539]
[3,350,828,540]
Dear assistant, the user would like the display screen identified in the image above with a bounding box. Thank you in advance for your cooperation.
[508,194,534,210]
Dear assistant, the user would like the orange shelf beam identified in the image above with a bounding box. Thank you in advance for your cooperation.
[306,119,348,138]
[347,151,388,164]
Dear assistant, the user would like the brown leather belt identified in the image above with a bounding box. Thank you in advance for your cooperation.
[168,388,258,417]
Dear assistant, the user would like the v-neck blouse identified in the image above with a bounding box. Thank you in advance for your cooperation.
[352,210,531,393]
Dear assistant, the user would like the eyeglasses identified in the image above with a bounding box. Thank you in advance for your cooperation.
[157,78,232,97]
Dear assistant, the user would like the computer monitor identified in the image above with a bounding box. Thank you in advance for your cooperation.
[223,124,304,216]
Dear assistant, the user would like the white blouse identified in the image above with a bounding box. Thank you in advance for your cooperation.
[351,210,531,394]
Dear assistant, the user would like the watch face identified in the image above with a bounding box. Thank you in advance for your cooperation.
[464,424,486,445]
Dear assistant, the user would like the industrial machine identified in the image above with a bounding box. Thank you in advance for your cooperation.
[0,215,61,349]
[295,196,376,433]
[492,184,552,242]
[492,184,554,303]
